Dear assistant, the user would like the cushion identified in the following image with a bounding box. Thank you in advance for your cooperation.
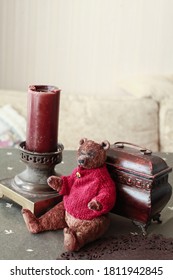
[0,105,26,147]
[118,75,173,101]
[59,94,159,151]
[0,89,27,118]
[160,98,173,152]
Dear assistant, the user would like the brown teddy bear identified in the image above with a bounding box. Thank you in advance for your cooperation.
[22,138,116,251]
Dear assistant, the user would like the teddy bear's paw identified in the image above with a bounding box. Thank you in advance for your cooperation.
[64,227,79,251]
[47,176,62,191]
[22,209,40,234]
[88,200,103,211]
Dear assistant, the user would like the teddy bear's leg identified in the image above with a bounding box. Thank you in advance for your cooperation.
[63,227,79,251]
[22,201,67,233]
[64,212,110,251]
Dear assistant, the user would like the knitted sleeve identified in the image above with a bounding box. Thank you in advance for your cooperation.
[59,168,78,196]
[91,169,116,213]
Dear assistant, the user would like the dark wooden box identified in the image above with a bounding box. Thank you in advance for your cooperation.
[106,142,172,234]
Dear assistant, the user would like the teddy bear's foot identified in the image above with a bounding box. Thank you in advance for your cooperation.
[22,209,40,233]
[64,227,80,252]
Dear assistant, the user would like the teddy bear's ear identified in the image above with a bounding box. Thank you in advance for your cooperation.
[101,140,110,150]
[79,138,87,145]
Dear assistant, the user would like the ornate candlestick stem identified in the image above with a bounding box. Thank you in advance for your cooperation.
[0,141,64,216]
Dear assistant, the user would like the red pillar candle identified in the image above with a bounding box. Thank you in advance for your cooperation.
[26,85,61,153]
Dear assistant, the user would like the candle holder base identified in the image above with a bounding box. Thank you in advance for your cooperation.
[0,141,64,216]
[0,178,62,216]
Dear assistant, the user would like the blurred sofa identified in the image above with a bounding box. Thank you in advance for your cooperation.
[0,75,173,152]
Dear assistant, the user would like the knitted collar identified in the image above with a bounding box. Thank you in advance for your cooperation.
[76,164,106,178]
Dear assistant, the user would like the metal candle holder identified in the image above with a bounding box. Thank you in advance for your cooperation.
[0,141,64,216]
[13,141,63,195]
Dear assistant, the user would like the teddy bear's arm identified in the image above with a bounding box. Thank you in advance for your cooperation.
[89,183,116,213]
[59,169,78,195]
[59,176,71,195]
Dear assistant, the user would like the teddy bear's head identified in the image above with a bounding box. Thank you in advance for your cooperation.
[77,138,110,169]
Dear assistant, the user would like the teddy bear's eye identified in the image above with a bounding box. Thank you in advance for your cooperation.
[87,151,95,158]
[80,150,95,157]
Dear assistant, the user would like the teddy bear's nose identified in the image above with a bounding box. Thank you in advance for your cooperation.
[78,159,85,165]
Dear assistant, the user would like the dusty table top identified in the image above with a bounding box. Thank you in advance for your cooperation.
[0,148,173,260]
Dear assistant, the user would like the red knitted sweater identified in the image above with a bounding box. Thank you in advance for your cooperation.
[60,164,116,220]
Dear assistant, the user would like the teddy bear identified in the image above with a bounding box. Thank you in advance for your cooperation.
[22,138,116,251]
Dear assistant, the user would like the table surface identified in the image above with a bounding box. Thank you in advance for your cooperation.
[0,148,173,260]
